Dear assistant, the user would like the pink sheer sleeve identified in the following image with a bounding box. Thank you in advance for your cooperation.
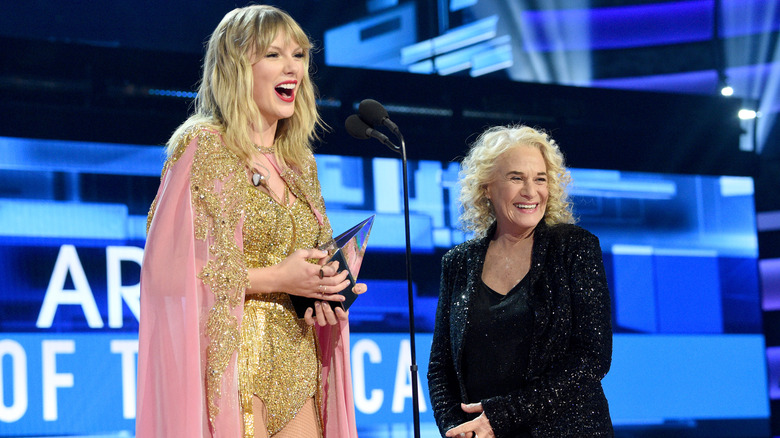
[136,135,243,437]
[318,320,359,438]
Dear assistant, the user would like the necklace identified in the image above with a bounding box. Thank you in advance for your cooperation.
[252,160,291,206]
[252,160,271,187]
[251,142,275,187]
[254,143,276,154]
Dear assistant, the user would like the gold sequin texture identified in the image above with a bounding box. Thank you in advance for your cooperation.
[240,186,326,436]
[428,221,613,437]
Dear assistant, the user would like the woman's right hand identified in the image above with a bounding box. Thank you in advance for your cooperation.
[445,403,495,438]
[247,248,350,302]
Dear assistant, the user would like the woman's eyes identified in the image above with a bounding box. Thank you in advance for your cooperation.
[264,51,305,59]
[509,176,547,183]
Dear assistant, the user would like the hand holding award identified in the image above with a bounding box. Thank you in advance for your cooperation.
[290,215,375,318]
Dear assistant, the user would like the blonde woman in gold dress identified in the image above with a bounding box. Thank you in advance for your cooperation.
[136,5,362,438]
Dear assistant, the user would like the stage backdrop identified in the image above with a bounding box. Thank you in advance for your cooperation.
[0,135,769,437]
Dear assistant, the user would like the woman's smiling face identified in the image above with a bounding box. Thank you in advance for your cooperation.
[251,32,305,127]
[485,145,549,237]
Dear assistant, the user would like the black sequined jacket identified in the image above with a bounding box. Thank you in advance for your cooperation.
[428,222,613,437]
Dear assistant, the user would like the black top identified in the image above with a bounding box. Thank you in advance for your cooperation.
[427,222,614,438]
[462,278,534,403]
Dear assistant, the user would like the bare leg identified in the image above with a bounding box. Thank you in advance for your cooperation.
[251,396,270,438]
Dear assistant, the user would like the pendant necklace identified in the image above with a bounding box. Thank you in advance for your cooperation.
[251,143,276,187]
[252,161,270,187]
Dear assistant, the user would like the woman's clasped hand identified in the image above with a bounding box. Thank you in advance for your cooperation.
[247,247,367,326]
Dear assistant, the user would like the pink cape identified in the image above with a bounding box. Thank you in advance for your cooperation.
[136,130,358,437]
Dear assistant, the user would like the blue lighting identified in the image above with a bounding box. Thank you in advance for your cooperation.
[0,136,165,176]
[520,0,780,53]
[720,0,780,38]
[591,69,719,94]
[430,35,511,75]
[470,42,513,77]
[589,62,780,96]
[324,2,417,71]
[147,88,197,99]
[401,16,499,65]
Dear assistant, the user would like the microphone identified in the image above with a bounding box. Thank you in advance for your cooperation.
[346,99,420,438]
[345,114,398,150]
[358,99,400,135]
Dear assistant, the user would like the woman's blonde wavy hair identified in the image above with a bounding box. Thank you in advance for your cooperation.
[458,125,575,237]
[166,5,323,169]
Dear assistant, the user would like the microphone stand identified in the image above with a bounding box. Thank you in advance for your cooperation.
[394,131,422,438]
[350,107,421,437]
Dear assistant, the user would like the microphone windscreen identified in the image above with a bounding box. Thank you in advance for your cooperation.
[345,114,371,140]
[358,99,389,127]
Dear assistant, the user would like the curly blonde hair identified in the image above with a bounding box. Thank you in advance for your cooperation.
[167,5,323,169]
[458,125,574,237]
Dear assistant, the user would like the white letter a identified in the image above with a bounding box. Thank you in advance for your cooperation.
[37,245,103,328]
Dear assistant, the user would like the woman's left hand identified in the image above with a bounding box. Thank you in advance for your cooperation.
[303,282,367,327]
[445,403,495,438]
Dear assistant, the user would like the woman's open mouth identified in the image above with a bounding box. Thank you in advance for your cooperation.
[514,202,539,212]
[275,81,297,102]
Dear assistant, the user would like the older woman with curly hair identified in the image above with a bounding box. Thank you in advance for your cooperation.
[427,125,613,438]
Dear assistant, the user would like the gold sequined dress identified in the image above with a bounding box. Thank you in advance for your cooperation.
[239,164,329,436]
[138,125,357,438]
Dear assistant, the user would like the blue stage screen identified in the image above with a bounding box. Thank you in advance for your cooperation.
[0,136,768,437]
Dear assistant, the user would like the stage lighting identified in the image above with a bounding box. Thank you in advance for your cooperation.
[720,85,734,97]
[147,88,197,99]
[738,109,757,120]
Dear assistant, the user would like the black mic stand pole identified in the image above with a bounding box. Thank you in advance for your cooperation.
[349,105,421,437]
[395,131,420,438]
[396,132,422,438]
